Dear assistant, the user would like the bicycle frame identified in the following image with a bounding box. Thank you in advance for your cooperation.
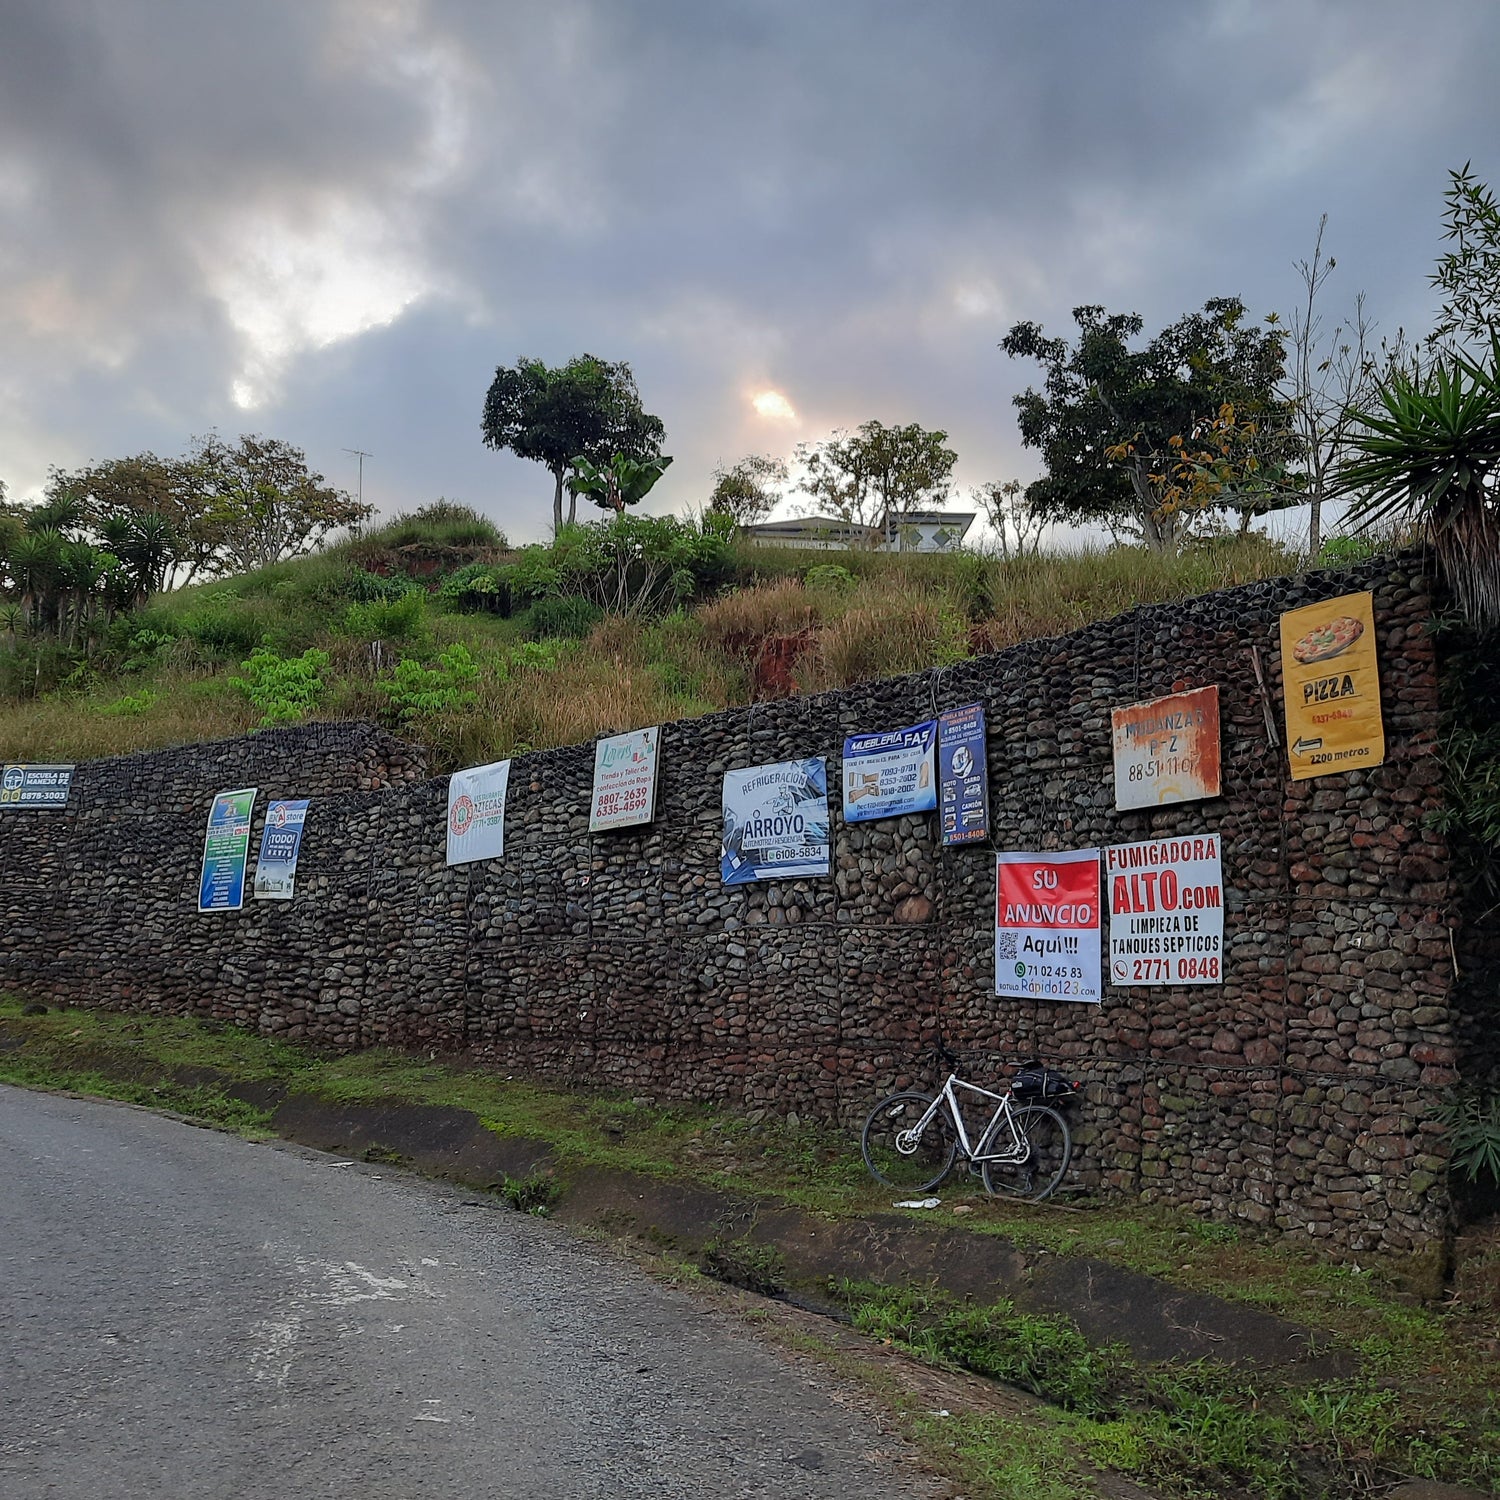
[903,1073,1029,1163]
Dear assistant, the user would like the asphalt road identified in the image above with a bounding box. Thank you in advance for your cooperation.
[0,1086,933,1500]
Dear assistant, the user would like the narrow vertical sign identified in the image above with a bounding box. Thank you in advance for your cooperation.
[254,798,309,901]
[994,850,1101,1004]
[938,704,989,846]
[1279,590,1384,779]
[198,788,257,913]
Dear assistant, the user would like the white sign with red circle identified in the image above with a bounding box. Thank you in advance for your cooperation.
[445,760,511,866]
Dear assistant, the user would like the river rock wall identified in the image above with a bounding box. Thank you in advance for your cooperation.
[0,558,1464,1258]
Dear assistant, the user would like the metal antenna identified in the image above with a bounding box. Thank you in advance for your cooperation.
[343,448,372,509]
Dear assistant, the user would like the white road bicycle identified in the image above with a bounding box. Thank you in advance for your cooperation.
[861,1059,1079,1202]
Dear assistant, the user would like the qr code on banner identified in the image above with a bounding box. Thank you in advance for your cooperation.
[996,929,1018,961]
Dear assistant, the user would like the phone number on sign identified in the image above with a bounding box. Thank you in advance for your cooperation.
[596,787,652,817]
[1121,956,1221,983]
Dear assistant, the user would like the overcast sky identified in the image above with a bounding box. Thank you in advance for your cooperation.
[2,0,1497,544]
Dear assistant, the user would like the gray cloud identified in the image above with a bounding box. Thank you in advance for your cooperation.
[2,0,1497,537]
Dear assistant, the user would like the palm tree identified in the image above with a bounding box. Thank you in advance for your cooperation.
[1340,336,1500,628]
[8,528,63,631]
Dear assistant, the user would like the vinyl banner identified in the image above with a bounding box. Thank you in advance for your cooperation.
[198,788,257,913]
[994,850,1101,1004]
[721,758,830,885]
[253,798,309,901]
[1106,835,1224,987]
[937,704,989,847]
[446,760,511,867]
[1279,590,1384,780]
[842,719,937,822]
[590,726,660,832]
[1111,686,1221,810]
[1,763,75,810]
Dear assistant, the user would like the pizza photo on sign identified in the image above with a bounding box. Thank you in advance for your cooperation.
[1291,614,1364,665]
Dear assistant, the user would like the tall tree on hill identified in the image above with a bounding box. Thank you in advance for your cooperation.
[481,355,666,536]
[1001,298,1294,552]
[795,421,956,544]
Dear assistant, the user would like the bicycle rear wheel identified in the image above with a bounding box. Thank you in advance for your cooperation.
[861,1091,957,1191]
[980,1104,1071,1202]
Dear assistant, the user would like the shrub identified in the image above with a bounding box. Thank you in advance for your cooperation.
[1319,534,1377,567]
[338,591,429,645]
[803,563,856,593]
[438,561,513,616]
[525,595,603,640]
[384,643,480,725]
[366,500,506,550]
[179,609,267,658]
[98,688,158,717]
[344,568,419,604]
[230,647,330,727]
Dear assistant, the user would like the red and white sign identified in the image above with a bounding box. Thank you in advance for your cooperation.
[1106,835,1224,986]
[994,850,1102,1005]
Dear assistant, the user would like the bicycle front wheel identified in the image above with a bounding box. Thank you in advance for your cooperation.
[981,1104,1071,1202]
[861,1091,957,1191]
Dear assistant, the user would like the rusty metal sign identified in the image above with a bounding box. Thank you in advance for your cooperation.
[1111,686,1221,810]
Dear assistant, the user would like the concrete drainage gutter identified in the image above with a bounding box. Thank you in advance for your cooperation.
[247,1082,1353,1379]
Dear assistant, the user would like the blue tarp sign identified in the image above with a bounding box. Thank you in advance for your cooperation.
[938,704,990,847]
[841,719,937,823]
[253,798,309,901]
[198,788,257,913]
[721,758,830,885]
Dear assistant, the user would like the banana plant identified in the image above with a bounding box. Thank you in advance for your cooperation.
[565,453,673,515]
[1339,335,1500,628]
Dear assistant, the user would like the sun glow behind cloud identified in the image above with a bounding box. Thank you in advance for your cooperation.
[751,388,797,422]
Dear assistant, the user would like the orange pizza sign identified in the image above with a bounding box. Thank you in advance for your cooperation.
[1278,590,1384,781]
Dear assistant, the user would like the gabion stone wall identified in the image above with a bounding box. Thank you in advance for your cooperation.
[0,559,1463,1258]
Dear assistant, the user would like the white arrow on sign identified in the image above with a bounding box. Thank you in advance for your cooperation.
[1292,735,1324,755]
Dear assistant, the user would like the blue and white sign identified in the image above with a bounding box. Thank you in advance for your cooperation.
[841,719,937,823]
[253,798,310,901]
[0,763,74,810]
[198,787,257,913]
[938,704,990,847]
[721,758,830,886]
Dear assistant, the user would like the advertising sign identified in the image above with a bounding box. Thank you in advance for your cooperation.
[721,758,830,885]
[1279,590,1384,780]
[1111,686,1221,810]
[938,704,990,847]
[253,798,309,901]
[589,727,660,832]
[1106,835,1224,987]
[198,788,257,913]
[446,760,511,867]
[842,719,937,822]
[994,850,1102,1004]
[0,763,74,810]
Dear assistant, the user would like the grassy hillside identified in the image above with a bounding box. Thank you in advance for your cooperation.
[0,504,1301,769]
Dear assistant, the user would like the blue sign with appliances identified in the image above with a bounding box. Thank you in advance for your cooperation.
[253,798,310,901]
[938,703,990,846]
[841,719,937,823]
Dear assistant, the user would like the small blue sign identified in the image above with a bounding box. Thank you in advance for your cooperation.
[938,704,990,847]
[841,719,938,823]
[254,798,309,901]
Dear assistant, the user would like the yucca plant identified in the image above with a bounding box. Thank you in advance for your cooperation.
[1338,337,1500,627]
